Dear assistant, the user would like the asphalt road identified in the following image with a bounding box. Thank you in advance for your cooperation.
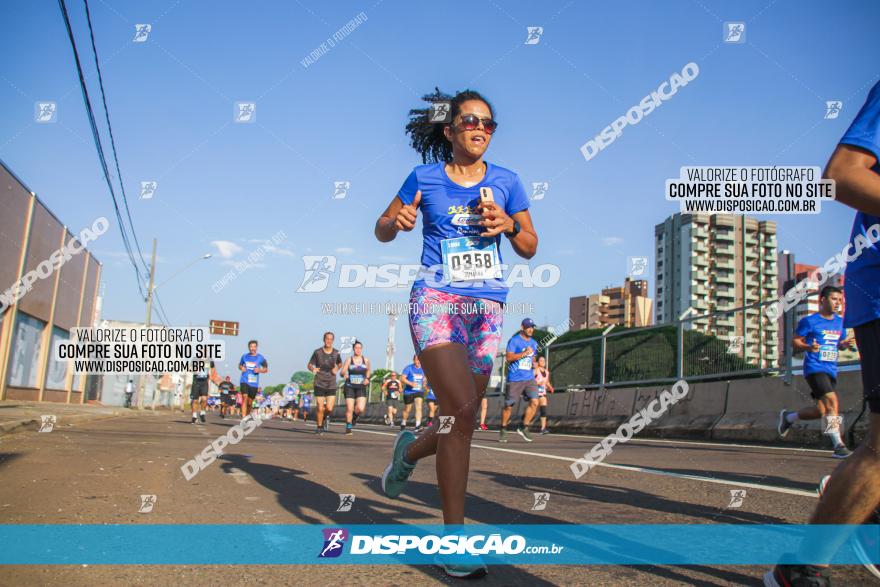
[0,411,874,586]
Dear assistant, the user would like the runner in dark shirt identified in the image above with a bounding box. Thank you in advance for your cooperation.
[308,332,342,435]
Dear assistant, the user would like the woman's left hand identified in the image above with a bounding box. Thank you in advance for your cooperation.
[477,201,513,237]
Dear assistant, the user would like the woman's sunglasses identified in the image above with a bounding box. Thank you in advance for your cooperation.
[457,113,498,134]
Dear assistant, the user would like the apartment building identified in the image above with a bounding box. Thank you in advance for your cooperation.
[569,278,653,330]
[655,213,778,367]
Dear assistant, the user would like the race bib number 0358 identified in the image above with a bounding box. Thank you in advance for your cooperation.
[440,236,501,282]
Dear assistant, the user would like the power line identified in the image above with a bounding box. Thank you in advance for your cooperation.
[81,0,151,277]
[153,292,172,326]
[57,0,147,300]
[77,0,178,332]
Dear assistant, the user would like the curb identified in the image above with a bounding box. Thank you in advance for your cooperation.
[0,409,129,438]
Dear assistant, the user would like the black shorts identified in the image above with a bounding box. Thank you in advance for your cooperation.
[403,392,423,405]
[385,397,399,407]
[283,400,298,409]
[221,394,235,406]
[855,318,880,414]
[240,382,259,399]
[343,385,367,399]
[190,379,209,399]
[805,373,837,400]
[314,386,337,398]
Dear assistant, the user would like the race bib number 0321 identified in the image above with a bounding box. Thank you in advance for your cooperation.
[440,236,501,282]
[819,345,838,362]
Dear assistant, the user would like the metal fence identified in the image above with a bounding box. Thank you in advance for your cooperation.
[548,298,861,390]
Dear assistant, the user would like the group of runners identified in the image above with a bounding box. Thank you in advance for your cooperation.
[180,85,880,583]
[188,340,313,424]
[370,86,880,583]
[191,326,556,445]
[376,323,555,438]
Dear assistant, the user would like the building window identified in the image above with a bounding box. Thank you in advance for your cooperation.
[46,327,70,390]
[7,312,46,389]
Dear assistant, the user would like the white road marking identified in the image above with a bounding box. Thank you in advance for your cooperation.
[227,467,250,485]
[493,430,830,454]
[356,421,829,454]
[351,427,818,499]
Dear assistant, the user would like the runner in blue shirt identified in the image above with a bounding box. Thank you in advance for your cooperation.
[500,318,540,443]
[400,356,425,431]
[282,382,299,421]
[766,81,880,587]
[777,286,855,458]
[375,88,538,579]
[425,377,438,428]
[238,340,268,419]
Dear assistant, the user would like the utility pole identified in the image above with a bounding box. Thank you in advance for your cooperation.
[137,238,157,409]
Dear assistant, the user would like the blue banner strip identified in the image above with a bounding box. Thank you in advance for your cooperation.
[0,524,877,565]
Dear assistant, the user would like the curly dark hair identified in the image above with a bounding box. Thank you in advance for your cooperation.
[405,87,495,164]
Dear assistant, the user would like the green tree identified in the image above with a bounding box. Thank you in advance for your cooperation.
[291,371,314,385]
[371,368,391,382]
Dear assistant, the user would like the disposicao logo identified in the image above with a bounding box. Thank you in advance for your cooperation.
[319,528,348,558]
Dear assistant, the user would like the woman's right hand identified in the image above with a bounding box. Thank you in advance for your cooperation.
[394,191,422,232]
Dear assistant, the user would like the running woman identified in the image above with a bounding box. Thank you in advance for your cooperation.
[777,285,855,458]
[383,372,402,426]
[308,332,341,434]
[477,396,488,431]
[376,88,537,579]
[500,318,540,443]
[400,355,426,431]
[238,341,268,419]
[534,355,554,435]
[765,81,880,587]
[218,376,235,419]
[341,341,371,435]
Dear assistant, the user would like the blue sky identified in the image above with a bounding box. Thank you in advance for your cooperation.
[1,0,878,385]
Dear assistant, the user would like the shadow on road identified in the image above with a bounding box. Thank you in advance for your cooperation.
[473,469,789,525]
[218,453,556,585]
[0,452,22,470]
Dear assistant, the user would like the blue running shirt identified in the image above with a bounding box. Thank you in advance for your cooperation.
[796,313,845,377]
[839,81,880,328]
[401,364,425,394]
[506,334,538,382]
[397,162,530,303]
[239,352,267,386]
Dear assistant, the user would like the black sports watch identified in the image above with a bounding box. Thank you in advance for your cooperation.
[505,219,521,238]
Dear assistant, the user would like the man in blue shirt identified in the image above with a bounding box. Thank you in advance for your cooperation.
[400,355,425,431]
[766,82,880,587]
[777,286,855,458]
[500,318,540,443]
[238,339,268,419]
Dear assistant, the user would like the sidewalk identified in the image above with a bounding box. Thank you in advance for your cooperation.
[0,401,140,437]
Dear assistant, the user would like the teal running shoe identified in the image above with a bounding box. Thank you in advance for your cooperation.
[381,430,416,498]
